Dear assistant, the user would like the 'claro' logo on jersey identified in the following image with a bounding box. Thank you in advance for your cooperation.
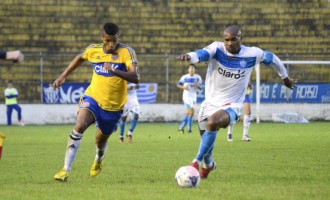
[94,64,119,74]
[218,67,245,79]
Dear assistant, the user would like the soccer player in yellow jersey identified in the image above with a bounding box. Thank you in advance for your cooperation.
[227,83,253,142]
[53,23,139,181]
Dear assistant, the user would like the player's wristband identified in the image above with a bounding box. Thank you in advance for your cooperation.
[0,51,6,59]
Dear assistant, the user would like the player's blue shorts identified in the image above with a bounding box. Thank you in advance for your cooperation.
[78,96,123,135]
[243,93,252,104]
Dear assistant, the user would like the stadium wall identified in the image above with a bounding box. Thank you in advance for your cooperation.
[0,104,329,125]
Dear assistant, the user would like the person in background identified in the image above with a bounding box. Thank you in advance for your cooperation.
[177,64,203,134]
[119,83,140,143]
[4,81,25,126]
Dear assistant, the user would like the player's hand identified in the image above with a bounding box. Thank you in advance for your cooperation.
[104,62,115,73]
[177,54,191,61]
[283,77,297,90]
[53,77,65,91]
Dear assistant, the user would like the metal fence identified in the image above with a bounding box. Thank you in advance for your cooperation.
[0,52,329,104]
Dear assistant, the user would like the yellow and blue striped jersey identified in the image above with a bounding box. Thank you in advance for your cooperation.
[82,43,137,111]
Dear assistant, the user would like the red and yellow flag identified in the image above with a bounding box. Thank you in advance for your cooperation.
[0,133,5,160]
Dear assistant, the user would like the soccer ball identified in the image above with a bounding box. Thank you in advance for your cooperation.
[175,166,200,188]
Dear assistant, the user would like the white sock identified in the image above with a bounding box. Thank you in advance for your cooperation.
[243,115,252,136]
[192,159,201,167]
[203,162,214,169]
[95,142,108,163]
[127,131,132,136]
[64,130,83,172]
[227,124,233,136]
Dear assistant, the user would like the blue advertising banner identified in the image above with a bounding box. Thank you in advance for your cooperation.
[251,83,330,103]
[195,83,330,104]
[43,83,158,104]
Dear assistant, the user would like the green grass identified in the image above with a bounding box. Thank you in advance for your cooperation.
[0,122,329,200]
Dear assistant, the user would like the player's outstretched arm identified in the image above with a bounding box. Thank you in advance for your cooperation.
[53,53,85,90]
[262,51,296,90]
[6,50,24,63]
[105,63,139,84]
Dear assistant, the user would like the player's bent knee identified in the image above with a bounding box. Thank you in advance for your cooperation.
[74,122,89,133]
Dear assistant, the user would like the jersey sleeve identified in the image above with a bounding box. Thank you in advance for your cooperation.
[187,42,219,63]
[124,47,138,70]
[81,44,94,60]
[177,75,185,85]
[258,48,288,79]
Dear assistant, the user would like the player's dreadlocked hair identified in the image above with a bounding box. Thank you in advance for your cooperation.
[103,23,119,36]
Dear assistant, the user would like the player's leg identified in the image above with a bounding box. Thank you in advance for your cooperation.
[179,100,191,133]
[54,109,95,181]
[127,112,139,143]
[242,102,252,141]
[193,110,229,163]
[90,109,122,177]
[178,109,189,134]
[6,105,13,126]
[227,123,234,142]
[199,109,237,179]
[90,128,110,177]
[119,116,127,143]
[187,107,194,133]
[191,103,230,169]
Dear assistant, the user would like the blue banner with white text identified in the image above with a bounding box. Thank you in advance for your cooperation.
[250,83,330,103]
[43,83,158,104]
[195,83,330,103]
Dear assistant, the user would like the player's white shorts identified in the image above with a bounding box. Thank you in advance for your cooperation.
[183,97,196,109]
[122,100,140,118]
[198,100,244,131]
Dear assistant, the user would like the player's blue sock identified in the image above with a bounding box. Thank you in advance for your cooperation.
[203,144,214,165]
[187,116,193,130]
[129,118,138,132]
[119,121,125,138]
[179,116,188,130]
[195,130,217,162]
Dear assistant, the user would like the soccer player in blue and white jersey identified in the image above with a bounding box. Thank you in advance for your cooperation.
[177,25,296,179]
[177,64,203,134]
[53,23,139,181]
[119,83,140,143]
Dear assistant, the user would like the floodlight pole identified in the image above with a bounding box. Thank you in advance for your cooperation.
[165,52,169,103]
[40,52,43,103]
[255,63,260,123]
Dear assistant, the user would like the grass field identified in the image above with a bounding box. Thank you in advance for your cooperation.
[0,122,329,200]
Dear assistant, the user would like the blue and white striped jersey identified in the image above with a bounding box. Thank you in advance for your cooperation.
[187,42,287,107]
[178,74,203,101]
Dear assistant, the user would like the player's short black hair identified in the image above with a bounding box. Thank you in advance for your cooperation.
[189,64,196,69]
[103,23,119,36]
